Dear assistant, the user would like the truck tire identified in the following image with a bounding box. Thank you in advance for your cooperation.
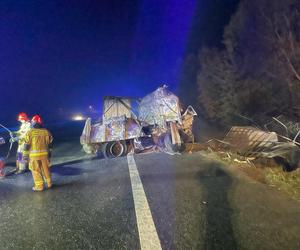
[102,141,127,158]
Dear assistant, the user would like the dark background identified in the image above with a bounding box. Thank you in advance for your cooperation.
[0,0,239,125]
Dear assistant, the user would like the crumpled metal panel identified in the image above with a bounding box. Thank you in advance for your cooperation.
[90,123,105,143]
[80,118,92,144]
[224,126,278,153]
[222,126,297,158]
[181,106,197,137]
[85,116,142,143]
[106,118,126,141]
[103,115,126,125]
[127,118,142,139]
[138,86,182,127]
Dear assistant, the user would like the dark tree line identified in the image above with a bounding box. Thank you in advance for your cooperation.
[180,0,300,128]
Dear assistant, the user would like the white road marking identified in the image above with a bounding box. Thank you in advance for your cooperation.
[127,154,162,250]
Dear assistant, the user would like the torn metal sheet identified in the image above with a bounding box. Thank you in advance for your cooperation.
[221,126,298,158]
[138,86,182,128]
[126,118,142,139]
[81,115,142,144]
[90,123,106,143]
[80,118,92,144]
[181,106,197,140]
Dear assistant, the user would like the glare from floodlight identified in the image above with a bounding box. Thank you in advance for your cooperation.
[72,114,85,121]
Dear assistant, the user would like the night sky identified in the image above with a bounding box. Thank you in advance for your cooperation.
[0,0,238,124]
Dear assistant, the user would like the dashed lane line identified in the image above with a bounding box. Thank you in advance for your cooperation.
[127,154,162,250]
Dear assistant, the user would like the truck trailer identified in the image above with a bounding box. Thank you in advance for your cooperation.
[80,86,197,158]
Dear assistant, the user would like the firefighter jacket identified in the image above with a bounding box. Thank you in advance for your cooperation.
[16,121,31,152]
[24,128,53,160]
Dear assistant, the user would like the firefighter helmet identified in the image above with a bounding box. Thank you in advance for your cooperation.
[31,115,43,125]
[18,112,29,122]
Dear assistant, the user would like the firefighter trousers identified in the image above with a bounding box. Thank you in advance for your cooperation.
[29,158,52,190]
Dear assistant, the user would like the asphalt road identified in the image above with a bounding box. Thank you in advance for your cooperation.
[1,150,300,249]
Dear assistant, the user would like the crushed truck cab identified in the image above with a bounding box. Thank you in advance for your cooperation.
[80,86,197,158]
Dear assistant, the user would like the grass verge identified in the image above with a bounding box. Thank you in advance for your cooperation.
[200,149,300,202]
[264,168,300,201]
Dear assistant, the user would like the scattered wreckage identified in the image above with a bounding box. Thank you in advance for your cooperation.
[208,117,300,170]
[80,86,197,158]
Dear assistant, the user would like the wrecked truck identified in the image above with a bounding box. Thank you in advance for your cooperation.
[80,86,197,158]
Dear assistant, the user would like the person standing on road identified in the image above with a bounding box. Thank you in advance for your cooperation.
[24,115,53,191]
[10,112,31,174]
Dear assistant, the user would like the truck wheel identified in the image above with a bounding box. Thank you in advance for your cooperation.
[103,141,127,158]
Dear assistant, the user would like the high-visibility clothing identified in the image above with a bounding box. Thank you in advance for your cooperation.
[30,158,52,190]
[16,121,31,153]
[24,128,53,160]
[15,121,31,171]
[24,128,53,190]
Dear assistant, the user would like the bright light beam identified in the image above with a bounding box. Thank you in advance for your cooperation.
[72,114,85,121]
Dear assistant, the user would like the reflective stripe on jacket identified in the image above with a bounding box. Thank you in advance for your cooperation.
[24,128,53,160]
[29,150,49,157]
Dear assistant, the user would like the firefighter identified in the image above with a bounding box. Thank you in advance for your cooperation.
[24,115,53,191]
[10,112,31,173]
